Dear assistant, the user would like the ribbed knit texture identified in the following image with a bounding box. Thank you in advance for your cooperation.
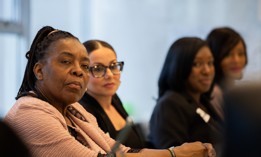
[4,96,130,157]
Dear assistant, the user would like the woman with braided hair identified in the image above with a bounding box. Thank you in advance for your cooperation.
[4,26,215,157]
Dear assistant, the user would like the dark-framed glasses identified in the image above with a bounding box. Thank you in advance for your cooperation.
[89,61,124,78]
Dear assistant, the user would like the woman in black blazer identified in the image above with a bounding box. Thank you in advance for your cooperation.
[149,37,223,152]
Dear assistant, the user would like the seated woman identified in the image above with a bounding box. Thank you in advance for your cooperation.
[206,27,248,120]
[4,26,215,157]
[79,40,145,149]
[149,37,223,152]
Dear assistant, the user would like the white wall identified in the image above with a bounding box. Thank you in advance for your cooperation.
[30,0,84,41]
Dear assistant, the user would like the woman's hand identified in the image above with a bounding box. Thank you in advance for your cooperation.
[203,143,216,157]
[116,141,216,157]
[173,141,216,157]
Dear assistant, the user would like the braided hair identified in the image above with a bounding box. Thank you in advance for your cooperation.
[16,26,79,100]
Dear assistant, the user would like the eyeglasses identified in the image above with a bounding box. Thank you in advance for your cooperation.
[89,61,124,78]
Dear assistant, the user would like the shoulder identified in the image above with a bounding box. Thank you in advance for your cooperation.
[5,96,63,120]
[157,90,190,107]
[4,96,68,139]
[225,83,261,112]
[152,91,193,116]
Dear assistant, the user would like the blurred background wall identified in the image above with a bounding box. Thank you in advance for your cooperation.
[1,0,261,123]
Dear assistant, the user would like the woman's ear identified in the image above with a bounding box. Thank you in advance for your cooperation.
[33,62,43,80]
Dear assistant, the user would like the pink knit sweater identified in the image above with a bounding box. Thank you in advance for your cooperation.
[4,96,130,157]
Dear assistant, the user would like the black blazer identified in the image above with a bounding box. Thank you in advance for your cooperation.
[79,93,145,148]
[149,90,223,149]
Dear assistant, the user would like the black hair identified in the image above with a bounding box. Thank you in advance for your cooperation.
[158,37,212,99]
[206,27,248,86]
[83,40,116,55]
[16,26,79,100]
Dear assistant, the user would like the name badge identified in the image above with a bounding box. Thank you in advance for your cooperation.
[196,108,210,123]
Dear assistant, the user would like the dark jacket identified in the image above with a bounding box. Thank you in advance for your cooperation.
[149,90,223,150]
[79,93,145,149]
